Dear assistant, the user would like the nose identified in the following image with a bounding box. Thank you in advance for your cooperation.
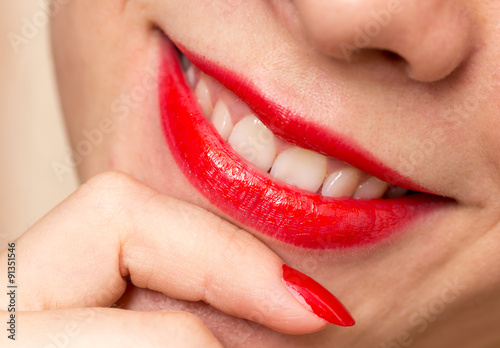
[291,0,472,82]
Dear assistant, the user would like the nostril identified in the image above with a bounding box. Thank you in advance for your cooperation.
[346,48,404,65]
[381,50,402,62]
[351,48,406,72]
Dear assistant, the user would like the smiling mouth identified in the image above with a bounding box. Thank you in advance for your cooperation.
[183,56,409,200]
[159,36,449,249]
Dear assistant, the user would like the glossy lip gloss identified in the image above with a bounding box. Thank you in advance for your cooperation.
[159,39,448,249]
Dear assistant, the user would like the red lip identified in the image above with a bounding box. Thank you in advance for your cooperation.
[159,39,447,249]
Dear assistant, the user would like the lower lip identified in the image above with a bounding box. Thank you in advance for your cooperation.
[159,39,446,249]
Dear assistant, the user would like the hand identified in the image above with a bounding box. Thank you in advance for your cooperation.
[0,171,334,347]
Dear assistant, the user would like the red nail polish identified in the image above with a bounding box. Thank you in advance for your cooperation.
[282,264,355,327]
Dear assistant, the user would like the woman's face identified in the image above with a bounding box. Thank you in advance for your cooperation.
[52,0,500,346]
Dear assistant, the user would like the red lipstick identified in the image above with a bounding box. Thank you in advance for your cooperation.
[159,39,446,249]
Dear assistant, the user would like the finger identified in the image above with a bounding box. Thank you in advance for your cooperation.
[0,308,222,348]
[0,171,352,334]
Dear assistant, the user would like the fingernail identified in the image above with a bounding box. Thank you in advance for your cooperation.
[282,264,355,327]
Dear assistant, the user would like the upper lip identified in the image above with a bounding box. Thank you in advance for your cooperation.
[175,42,428,194]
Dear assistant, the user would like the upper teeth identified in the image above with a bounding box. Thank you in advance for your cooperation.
[194,78,213,118]
[322,167,361,198]
[271,147,327,192]
[185,58,408,199]
[211,100,233,141]
[228,114,277,172]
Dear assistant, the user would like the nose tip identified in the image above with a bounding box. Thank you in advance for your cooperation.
[292,0,472,82]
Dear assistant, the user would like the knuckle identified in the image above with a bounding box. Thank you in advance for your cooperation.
[73,171,141,224]
[83,171,137,193]
[77,171,138,205]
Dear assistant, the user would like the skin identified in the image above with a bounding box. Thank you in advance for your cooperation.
[2,0,500,346]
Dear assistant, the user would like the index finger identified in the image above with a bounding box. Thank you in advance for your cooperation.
[0,172,354,334]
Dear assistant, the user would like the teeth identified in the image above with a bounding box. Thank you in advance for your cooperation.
[270,147,327,193]
[211,100,233,141]
[187,67,408,200]
[321,167,361,198]
[195,79,213,118]
[186,65,196,88]
[352,177,389,200]
[228,115,277,171]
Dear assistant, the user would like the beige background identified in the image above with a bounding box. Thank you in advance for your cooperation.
[1,1,78,243]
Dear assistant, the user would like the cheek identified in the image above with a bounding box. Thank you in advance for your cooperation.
[52,6,207,207]
[50,1,155,178]
[107,70,202,204]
